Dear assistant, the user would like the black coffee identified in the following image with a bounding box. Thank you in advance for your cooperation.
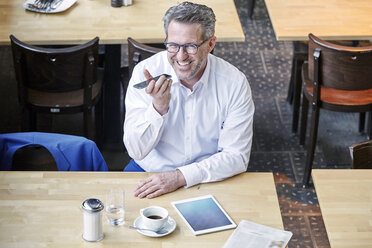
[147,215,162,219]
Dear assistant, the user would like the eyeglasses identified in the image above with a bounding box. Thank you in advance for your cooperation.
[164,40,208,55]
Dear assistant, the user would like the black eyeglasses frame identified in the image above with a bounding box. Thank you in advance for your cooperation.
[163,39,208,55]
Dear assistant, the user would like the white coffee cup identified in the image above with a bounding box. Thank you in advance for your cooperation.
[140,206,168,231]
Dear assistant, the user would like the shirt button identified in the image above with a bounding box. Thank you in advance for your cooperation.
[186,136,190,140]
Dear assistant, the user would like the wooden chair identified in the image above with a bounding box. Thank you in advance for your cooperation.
[349,140,372,169]
[10,35,103,141]
[127,37,164,77]
[288,41,369,134]
[299,33,372,186]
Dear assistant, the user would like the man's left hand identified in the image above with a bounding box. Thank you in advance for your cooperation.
[134,170,186,199]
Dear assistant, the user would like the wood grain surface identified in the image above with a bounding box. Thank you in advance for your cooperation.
[313,169,372,248]
[0,0,244,45]
[264,0,372,41]
[0,171,283,247]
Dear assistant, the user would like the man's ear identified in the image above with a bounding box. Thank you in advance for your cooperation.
[208,36,217,53]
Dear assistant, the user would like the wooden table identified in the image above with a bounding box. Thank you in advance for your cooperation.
[264,0,372,41]
[0,0,244,45]
[312,169,372,248]
[0,172,283,247]
[0,0,244,147]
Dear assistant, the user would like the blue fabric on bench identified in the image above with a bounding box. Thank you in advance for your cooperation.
[0,132,108,171]
[124,159,145,172]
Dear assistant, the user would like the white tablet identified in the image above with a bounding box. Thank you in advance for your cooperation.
[171,194,236,235]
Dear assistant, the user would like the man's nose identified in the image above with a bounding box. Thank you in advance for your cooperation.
[176,46,188,59]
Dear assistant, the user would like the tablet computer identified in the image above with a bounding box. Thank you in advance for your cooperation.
[171,194,236,235]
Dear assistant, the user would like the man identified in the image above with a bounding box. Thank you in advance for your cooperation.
[123,1,254,198]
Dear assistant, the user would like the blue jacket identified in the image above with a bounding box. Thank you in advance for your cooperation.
[0,132,108,171]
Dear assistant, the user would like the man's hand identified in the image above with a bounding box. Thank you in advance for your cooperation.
[144,69,172,115]
[134,170,186,199]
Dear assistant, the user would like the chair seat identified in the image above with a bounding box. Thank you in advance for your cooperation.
[27,80,102,108]
[302,64,372,108]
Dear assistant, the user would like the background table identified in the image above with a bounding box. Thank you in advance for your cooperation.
[0,0,244,45]
[312,169,372,248]
[0,0,244,148]
[0,172,283,247]
[264,0,372,41]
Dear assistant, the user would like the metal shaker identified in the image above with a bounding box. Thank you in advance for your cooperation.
[111,0,122,7]
[82,198,104,242]
[122,0,132,6]
[111,0,132,7]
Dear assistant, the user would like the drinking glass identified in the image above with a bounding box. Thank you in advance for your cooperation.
[106,187,125,226]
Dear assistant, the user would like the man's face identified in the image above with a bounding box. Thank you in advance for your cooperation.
[166,21,215,86]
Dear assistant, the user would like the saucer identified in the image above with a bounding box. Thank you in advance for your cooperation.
[23,0,77,14]
[133,216,176,237]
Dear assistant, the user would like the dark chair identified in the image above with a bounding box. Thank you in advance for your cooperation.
[349,140,372,169]
[288,41,370,134]
[10,35,103,141]
[127,37,164,77]
[299,33,372,186]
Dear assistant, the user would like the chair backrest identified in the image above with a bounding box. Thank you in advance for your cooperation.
[308,33,372,91]
[127,37,164,76]
[10,35,99,93]
[349,140,372,169]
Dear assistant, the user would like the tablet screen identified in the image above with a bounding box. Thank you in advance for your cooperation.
[171,195,236,235]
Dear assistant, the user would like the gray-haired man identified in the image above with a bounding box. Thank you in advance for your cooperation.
[124,1,254,198]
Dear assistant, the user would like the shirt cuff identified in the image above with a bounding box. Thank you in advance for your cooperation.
[145,103,168,124]
[177,163,203,188]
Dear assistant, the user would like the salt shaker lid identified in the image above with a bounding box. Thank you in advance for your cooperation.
[82,198,104,213]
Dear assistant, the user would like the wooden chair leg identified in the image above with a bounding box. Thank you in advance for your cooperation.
[84,108,94,141]
[291,59,303,133]
[95,98,104,148]
[368,111,372,140]
[300,94,309,145]
[359,112,366,133]
[247,0,255,20]
[302,105,320,187]
[286,56,296,104]
[21,107,28,131]
[29,109,37,131]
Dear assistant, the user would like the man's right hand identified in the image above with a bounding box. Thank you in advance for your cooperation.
[144,69,173,116]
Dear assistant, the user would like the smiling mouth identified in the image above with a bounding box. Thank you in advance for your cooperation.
[177,61,191,66]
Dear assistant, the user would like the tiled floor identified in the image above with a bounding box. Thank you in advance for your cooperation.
[0,0,371,247]
[233,0,369,247]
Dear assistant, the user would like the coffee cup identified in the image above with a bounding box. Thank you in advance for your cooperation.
[140,206,168,231]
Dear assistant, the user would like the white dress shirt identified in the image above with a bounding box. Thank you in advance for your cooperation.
[124,51,254,187]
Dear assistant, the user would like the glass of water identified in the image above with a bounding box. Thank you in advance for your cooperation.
[106,187,125,226]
